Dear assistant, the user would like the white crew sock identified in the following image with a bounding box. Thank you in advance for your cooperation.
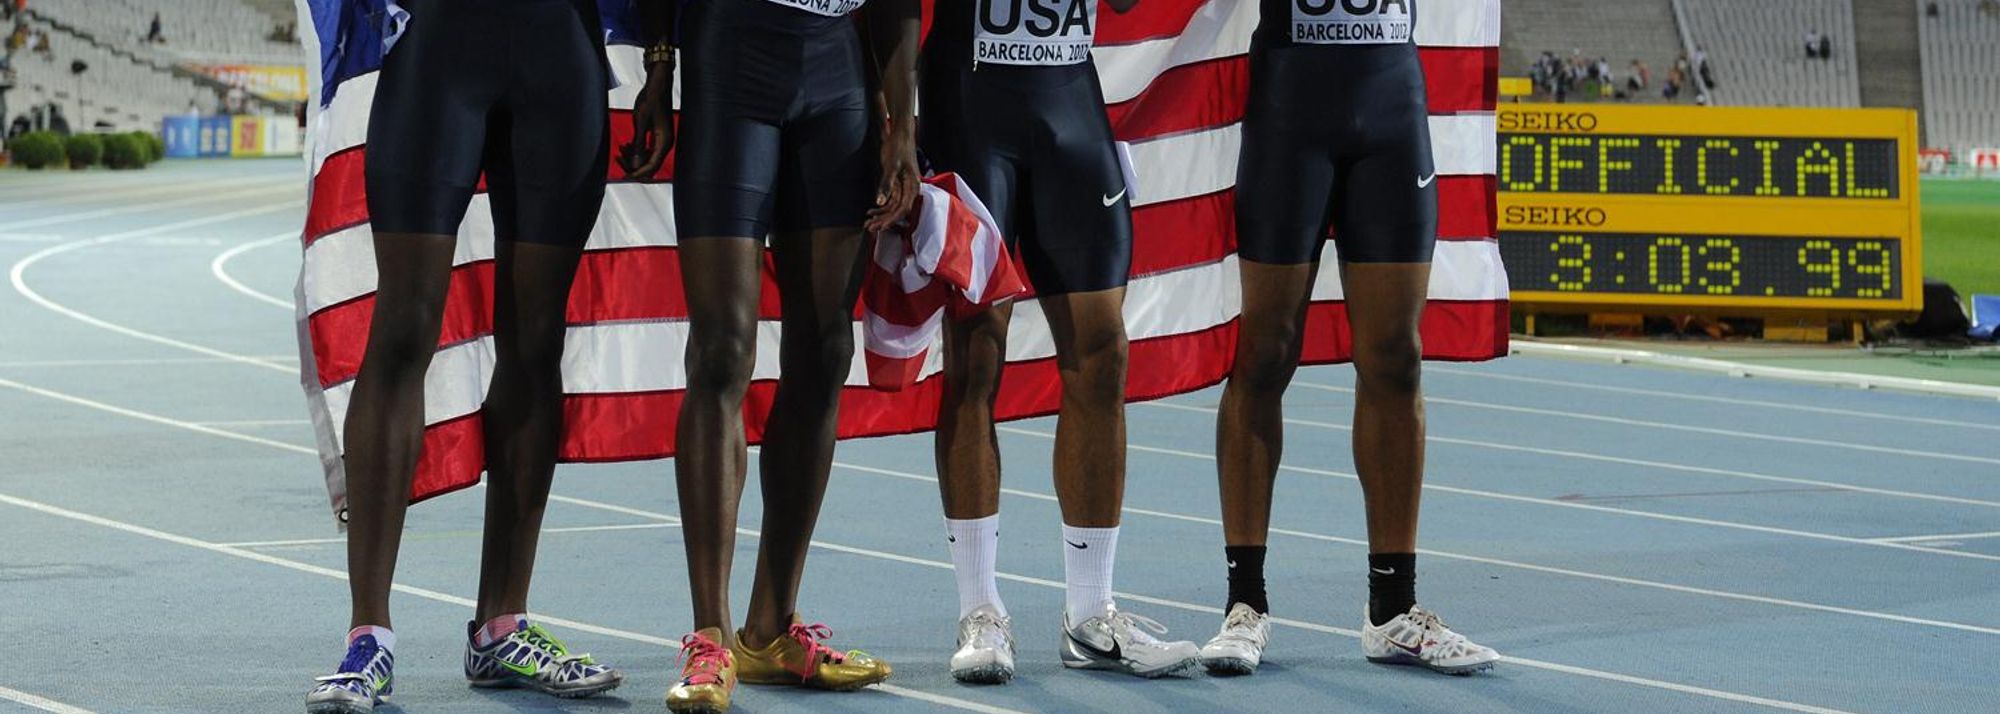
[347,625,396,654]
[946,514,1007,618]
[1061,524,1119,618]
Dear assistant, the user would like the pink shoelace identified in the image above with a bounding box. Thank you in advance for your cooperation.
[676,632,730,686]
[783,622,846,680]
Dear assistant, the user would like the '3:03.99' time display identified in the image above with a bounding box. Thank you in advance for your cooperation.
[1498,231,1903,300]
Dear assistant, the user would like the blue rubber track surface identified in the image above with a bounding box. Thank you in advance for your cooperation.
[1,160,1995,714]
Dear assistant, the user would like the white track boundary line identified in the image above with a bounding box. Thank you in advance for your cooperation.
[0,492,1022,714]
[9,203,305,374]
[1429,365,2000,432]
[0,378,1866,713]
[999,422,2000,564]
[1291,381,2000,467]
[828,457,2000,637]
[0,686,97,714]
[218,522,681,548]
[0,184,296,232]
[1511,340,2000,402]
[0,175,280,212]
[210,232,298,310]
[1869,530,2000,544]
[0,173,276,207]
[1140,400,2000,509]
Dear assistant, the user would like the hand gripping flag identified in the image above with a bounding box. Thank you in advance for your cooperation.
[862,172,1029,391]
[294,0,1507,522]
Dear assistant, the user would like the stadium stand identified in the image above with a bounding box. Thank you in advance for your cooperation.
[1674,0,1862,107]
[1501,0,1686,102]
[28,0,302,66]
[1917,0,2000,157]
[7,16,210,132]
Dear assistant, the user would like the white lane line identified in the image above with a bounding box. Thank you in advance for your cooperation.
[210,232,297,310]
[1869,530,2000,544]
[1000,422,2000,564]
[0,184,297,232]
[1293,381,2000,467]
[1430,366,2000,432]
[1511,340,2000,402]
[0,686,97,714]
[218,522,681,548]
[0,175,281,211]
[0,493,1023,714]
[830,458,2000,636]
[0,378,1872,713]
[9,202,305,375]
[0,173,269,205]
[1140,400,2000,509]
[0,357,298,368]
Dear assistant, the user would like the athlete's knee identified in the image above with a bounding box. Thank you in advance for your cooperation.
[361,309,446,381]
[1060,325,1128,402]
[1234,322,1303,394]
[1353,333,1422,396]
[684,329,757,396]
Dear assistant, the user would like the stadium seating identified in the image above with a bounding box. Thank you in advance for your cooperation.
[1917,0,2000,157]
[1502,0,1686,101]
[1674,0,1862,107]
[29,0,302,65]
[6,17,210,132]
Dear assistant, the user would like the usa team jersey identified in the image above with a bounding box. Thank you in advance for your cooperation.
[759,0,866,17]
[935,0,1098,67]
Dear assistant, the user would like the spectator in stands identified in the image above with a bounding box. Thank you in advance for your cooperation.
[1627,59,1651,94]
[0,64,12,132]
[30,27,48,59]
[1805,30,1822,59]
[146,13,163,44]
[1663,66,1685,100]
[1983,0,1999,17]
[224,81,246,114]
[1817,33,1831,60]
[45,102,66,135]
[1694,45,1716,90]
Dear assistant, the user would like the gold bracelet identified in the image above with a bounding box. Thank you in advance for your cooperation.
[644,42,676,66]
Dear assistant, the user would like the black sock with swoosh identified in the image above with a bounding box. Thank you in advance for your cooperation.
[1225,545,1268,614]
[1368,553,1417,626]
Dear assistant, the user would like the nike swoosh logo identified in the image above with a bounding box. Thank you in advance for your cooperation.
[947,534,956,543]
[1101,188,1127,207]
[1071,632,1122,661]
[1227,560,1238,568]
[1066,540,1089,549]
[1416,173,1437,188]
[1393,639,1423,657]
[496,657,541,677]
[1371,567,1397,575]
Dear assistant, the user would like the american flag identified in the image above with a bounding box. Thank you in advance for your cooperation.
[294,0,1507,520]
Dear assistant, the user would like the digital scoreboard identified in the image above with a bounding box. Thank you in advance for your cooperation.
[1497,104,1922,315]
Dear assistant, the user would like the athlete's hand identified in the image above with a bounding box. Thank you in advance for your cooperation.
[623,63,676,180]
[867,125,921,233]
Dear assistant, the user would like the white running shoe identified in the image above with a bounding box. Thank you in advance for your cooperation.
[1061,606,1201,678]
[950,605,1016,684]
[1361,605,1499,675]
[1200,603,1272,676]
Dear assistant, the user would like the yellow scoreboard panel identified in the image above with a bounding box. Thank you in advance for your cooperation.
[1497,103,1922,315]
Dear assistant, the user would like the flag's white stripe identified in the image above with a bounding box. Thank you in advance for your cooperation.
[313,241,1505,405]
[305,112,1493,313]
[1094,0,1499,103]
[864,310,944,360]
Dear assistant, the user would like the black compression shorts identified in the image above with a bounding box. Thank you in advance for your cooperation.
[918,62,1133,295]
[672,0,878,239]
[1236,4,1437,265]
[364,0,609,245]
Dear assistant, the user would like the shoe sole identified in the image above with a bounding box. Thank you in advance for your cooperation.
[1366,653,1499,676]
[1062,655,1201,679]
[1202,656,1257,676]
[468,673,625,698]
[739,673,891,692]
[665,701,729,714]
[951,663,1015,685]
[305,701,373,714]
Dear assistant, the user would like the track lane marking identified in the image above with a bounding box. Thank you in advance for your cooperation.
[210,232,297,310]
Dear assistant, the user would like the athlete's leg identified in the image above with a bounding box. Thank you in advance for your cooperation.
[1041,288,1128,528]
[676,236,767,638]
[741,225,868,645]
[1340,262,1429,555]
[936,302,1013,521]
[341,233,458,630]
[1215,261,1319,549]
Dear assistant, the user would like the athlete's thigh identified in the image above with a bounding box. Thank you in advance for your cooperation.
[674,88,784,240]
[492,0,609,247]
[1023,80,1132,296]
[1234,54,1337,266]
[363,10,502,236]
[1328,126,1436,265]
[773,98,876,234]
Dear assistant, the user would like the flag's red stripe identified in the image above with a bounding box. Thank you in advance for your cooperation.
[310,261,495,388]
[405,298,1509,500]
[1106,48,1495,140]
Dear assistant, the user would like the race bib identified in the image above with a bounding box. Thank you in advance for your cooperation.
[762,0,866,17]
[973,0,1097,66]
[1291,0,1412,45]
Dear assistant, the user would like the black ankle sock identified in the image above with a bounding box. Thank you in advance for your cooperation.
[1225,546,1269,614]
[1367,553,1416,626]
